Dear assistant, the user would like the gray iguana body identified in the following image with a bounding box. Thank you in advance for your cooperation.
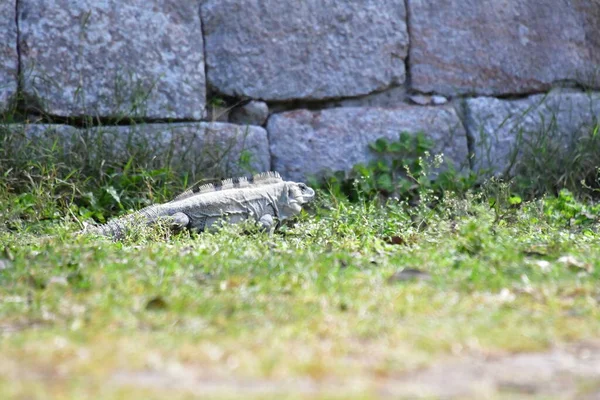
[84,172,315,239]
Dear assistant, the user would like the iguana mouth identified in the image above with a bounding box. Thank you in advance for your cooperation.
[299,184,315,203]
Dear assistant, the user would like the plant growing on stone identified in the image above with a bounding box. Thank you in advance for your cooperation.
[513,118,600,199]
[318,132,477,203]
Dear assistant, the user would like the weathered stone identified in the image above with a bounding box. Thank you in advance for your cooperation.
[432,96,448,106]
[94,123,270,176]
[409,94,432,106]
[229,101,269,126]
[466,90,600,176]
[19,0,206,119]
[408,94,449,106]
[5,122,270,176]
[202,0,408,101]
[268,106,469,181]
[409,0,600,96]
[0,1,18,111]
[2,124,78,160]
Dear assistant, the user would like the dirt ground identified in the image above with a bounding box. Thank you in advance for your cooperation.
[107,341,600,399]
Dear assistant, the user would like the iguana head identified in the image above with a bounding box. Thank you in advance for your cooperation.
[280,182,315,217]
[294,182,315,204]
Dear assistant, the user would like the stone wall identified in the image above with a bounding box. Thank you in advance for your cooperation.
[1,0,600,180]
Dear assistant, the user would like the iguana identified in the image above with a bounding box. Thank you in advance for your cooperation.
[82,172,315,239]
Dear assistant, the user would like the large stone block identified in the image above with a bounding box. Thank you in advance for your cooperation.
[5,122,270,177]
[0,0,18,111]
[19,0,206,119]
[3,123,79,148]
[466,90,600,176]
[202,0,408,101]
[409,0,600,97]
[268,106,469,181]
[88,123,271,176]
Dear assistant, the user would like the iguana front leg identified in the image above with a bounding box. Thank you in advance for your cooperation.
[166,212,190,229]
[258,214,275,233]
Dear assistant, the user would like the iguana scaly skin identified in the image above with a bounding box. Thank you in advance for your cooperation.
[82,172,315,239]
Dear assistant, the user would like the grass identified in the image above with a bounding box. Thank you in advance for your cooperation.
[1,183,600,398]
[2,95,600,397]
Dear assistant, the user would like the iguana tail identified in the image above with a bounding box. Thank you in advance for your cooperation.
[80,205,163,239]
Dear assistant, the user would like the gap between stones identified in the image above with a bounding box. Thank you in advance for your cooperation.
[197,2,211,120]
[403,0,413,89]
[451,99,476,170]
[14,0,22,94]
[27,114,207,129]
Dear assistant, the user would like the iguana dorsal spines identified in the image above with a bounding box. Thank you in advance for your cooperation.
[174,172,284,202]
[171,182,217,202]
[253,171,282,183]
[197,183,217,194]
[220,178,235,190]
[237,176,250,188]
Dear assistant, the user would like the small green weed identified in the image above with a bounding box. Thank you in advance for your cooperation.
[313,132,477,203]
[544,188,600,227]
[511,114,600,199]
